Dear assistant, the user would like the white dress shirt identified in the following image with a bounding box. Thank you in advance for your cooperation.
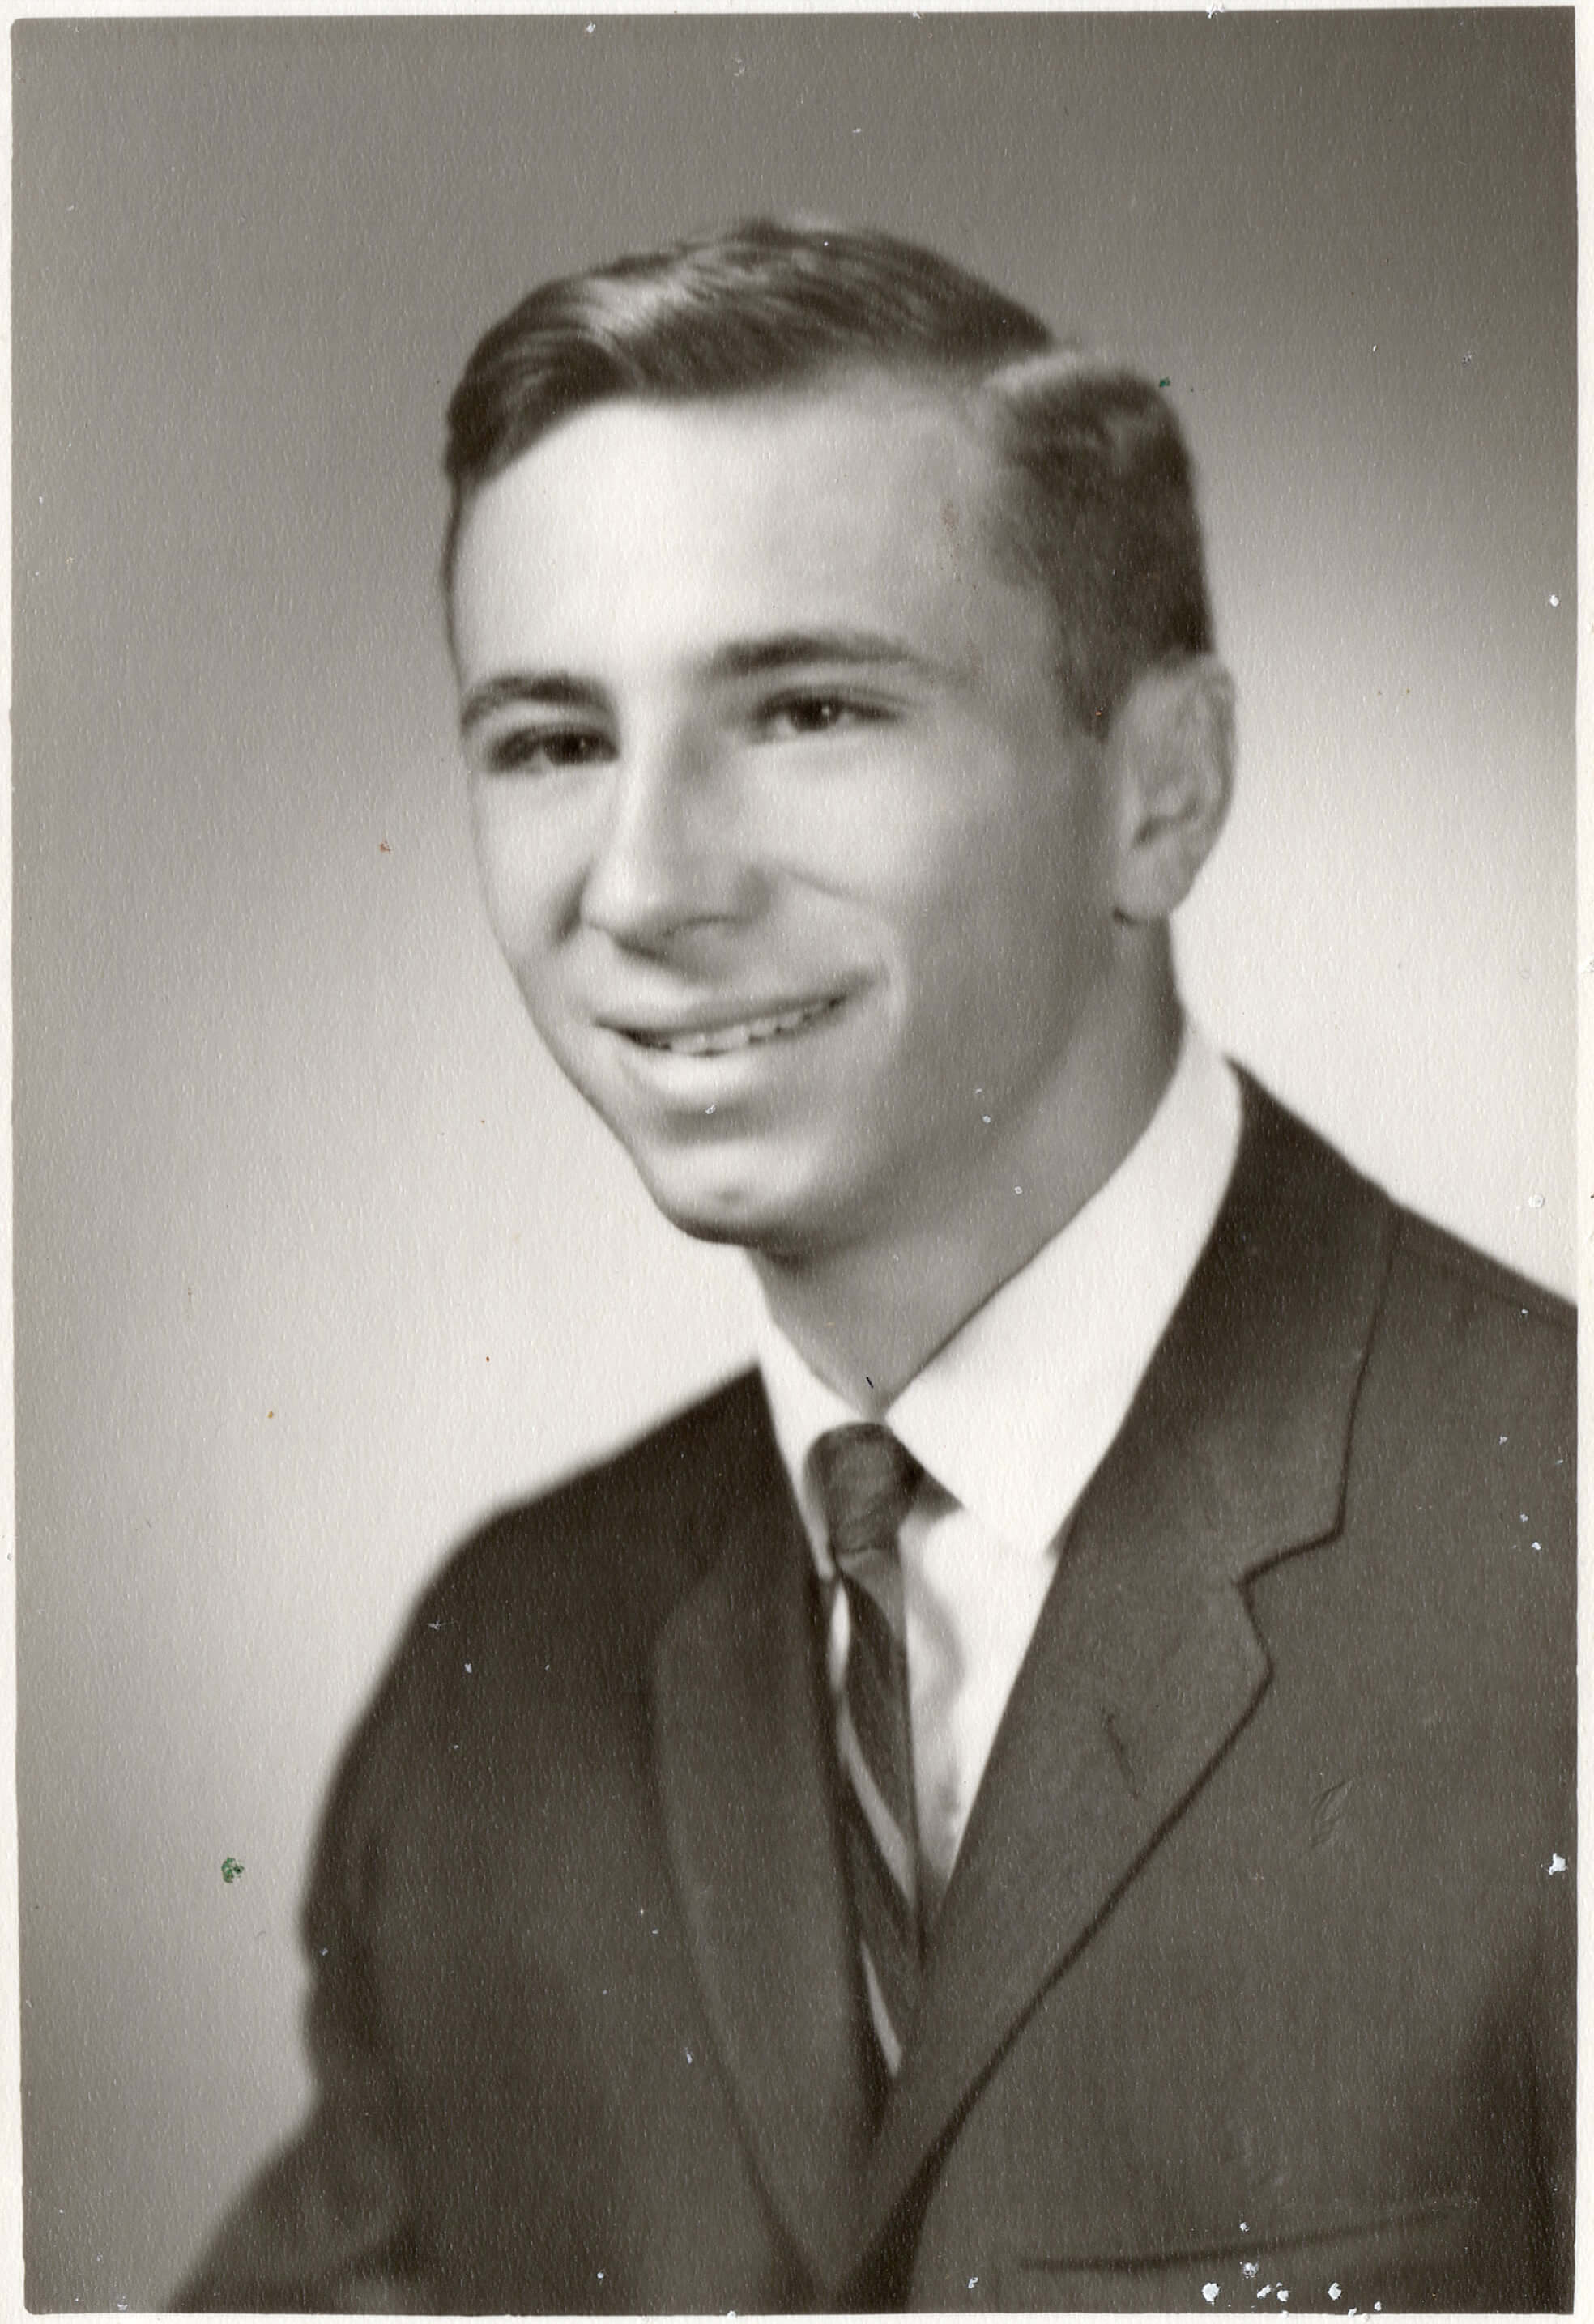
[756,1020,1242,1911]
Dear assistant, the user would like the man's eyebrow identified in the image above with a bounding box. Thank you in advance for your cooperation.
[458,634,929,732]
[458,672,607,733]
[704,631,928,682]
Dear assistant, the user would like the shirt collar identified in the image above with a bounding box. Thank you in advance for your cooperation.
[756,1020,1242,1566]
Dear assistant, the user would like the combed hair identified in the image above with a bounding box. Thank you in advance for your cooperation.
[443,219,1213,731]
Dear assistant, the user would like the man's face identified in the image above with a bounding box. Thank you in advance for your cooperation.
[451,377,1122,1259]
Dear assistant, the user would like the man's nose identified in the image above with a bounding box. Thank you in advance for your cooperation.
[579,732,758,951]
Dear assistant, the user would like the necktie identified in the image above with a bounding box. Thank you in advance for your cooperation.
[812,1423,923,2079]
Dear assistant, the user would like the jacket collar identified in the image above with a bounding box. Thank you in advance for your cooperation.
[652,1079,1397,2290]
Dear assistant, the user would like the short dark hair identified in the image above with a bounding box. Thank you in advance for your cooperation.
[443,219,1213,731]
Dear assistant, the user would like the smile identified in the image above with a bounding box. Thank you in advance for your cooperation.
[620,996,847,1058]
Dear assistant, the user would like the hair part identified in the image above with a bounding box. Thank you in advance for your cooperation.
[443,218,1213,730]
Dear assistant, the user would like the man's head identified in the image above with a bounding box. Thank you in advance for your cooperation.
[445,219,1215,735]
[445,221,1234,1268]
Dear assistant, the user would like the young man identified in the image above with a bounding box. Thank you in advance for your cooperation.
[182,222,1575,2313]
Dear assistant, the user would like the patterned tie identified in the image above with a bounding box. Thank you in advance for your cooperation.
[812,1423,924,2079]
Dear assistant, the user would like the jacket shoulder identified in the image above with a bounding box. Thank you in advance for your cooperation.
[300,1367,777,1918]
[1387,1204,1575,1339]
[1234,1067,1574,1343]
[1259,1089,1579,1728]
[429,1366,766,1590]
[411,1363,774,1645]
[1363,1203,1576,1534]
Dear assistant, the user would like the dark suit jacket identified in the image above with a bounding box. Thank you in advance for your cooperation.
[180,1082,1575,2312]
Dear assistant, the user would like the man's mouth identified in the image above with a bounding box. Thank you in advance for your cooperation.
[619,994,847,1058]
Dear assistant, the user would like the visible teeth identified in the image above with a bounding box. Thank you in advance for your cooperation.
[637,998,839,1056]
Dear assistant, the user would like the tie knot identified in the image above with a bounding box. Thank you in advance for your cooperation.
[812,1424,922,1569]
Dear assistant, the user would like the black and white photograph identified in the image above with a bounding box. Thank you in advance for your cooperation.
[12,11,1579,2313]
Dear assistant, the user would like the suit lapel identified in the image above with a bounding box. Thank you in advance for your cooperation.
[650,1398,875,2292]
[859,1080,1400,2252]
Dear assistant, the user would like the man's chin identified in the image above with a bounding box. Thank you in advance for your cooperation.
[639,1179,801,1254]
[624,1147,837,1260]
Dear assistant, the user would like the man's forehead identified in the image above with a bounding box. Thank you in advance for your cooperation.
[465,377,994,554]
[450,377,1016,672]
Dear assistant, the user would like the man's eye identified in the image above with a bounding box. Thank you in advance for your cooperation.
[757,693,887,742]
[481,727,613,776]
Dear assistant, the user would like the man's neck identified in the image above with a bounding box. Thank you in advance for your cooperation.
[750,985,1185,1411]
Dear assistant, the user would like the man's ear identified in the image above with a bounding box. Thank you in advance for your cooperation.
[1107,657,1235,924]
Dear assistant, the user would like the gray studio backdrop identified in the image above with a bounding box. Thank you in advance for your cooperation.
[14,15,1575,2310]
